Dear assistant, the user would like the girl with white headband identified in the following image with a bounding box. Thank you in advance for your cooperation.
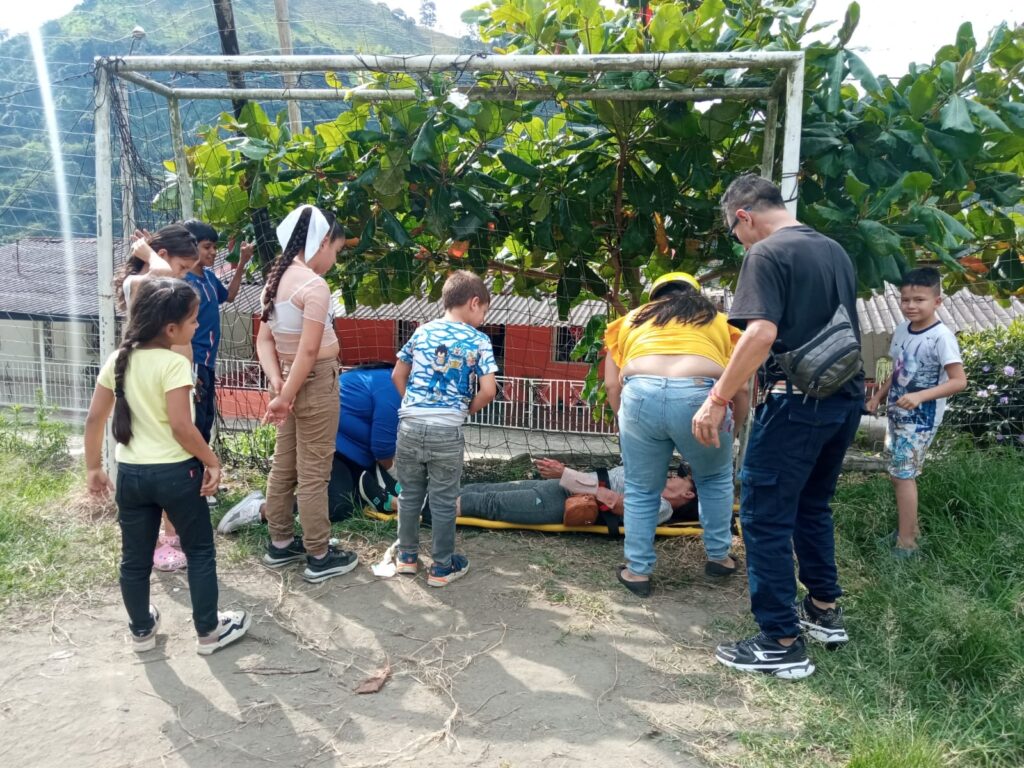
[255,204,358,583]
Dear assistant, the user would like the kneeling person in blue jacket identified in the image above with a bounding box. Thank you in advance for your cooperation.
[218,363,400,532]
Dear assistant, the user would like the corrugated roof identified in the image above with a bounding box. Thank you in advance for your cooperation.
[0,238,121,320]
[854,284,1024,334]
[3,239,1023,334]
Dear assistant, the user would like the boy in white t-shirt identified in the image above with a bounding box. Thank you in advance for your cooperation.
[866,268,967,557]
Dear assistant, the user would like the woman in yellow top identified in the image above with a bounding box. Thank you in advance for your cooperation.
[604,272,749,597]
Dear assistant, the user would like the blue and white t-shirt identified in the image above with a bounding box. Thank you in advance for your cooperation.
[398,319,498,425]
[887,320,962,429]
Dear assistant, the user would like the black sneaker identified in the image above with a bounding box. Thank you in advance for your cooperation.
[303,545,359,583]
[262,537,307,568]
[715,632,815,680]
[797,594,849,646]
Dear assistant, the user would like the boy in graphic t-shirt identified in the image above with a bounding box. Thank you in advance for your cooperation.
[392,271,498,587]
[867,268,966,558]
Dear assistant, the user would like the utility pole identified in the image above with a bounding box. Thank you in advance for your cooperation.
[211,0,247,119]
[210,0,276,264]
[273,0,302,134]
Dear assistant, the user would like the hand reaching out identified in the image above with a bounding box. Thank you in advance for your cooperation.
[534,458,566,479]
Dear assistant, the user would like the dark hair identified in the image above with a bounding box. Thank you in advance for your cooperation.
[114,224,199,311]
[720,173,786,226]
[260,207,342,323]
[900,267,942,295]
[112,278,199,446]
[630,282,716,328]
[183,219,219,245]
[442,270,490,310]
[674,462,692,479]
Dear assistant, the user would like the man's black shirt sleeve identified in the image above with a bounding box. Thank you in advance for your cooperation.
[728,248,786,330]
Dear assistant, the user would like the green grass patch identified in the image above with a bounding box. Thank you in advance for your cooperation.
[0,453,119,607]
[732,448,1024,768]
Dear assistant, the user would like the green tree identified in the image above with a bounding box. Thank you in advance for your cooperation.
[182,0,1023,317]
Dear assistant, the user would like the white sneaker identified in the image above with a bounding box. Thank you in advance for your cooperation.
[216,491,265,534]
[196,610,251,655]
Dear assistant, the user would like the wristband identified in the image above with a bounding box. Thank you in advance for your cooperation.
[708,388,732,407]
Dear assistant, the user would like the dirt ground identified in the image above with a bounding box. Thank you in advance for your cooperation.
[0,530,783,768]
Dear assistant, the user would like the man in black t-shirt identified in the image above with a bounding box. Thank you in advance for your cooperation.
[692,175,864,680]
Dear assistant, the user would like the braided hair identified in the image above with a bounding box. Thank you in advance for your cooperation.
[260,207,342,323]
[114,224,198,312]
[631,282,717,328]
[111,278,199,445]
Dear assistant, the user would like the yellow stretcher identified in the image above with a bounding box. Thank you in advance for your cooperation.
[364,507,740,538]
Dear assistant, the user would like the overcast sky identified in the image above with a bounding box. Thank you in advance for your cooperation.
[5,0,1021,77]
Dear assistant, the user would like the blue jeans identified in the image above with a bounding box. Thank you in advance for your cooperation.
[116,458,219,635]
[618,376,735,575]
[740,393,861,639]
[396,421,464,568]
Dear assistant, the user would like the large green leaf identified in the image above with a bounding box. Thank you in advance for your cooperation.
[965,100,1011,133]
[907,77,937,119]
[845,50,880,94]
[939,95,976,134]
[498,151,541,180]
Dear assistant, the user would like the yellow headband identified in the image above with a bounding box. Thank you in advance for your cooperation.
[650,271,701,297]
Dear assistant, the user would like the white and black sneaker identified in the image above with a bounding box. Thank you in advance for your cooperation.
[715,632,815,680]
[303,545,359,583]
[263,536,307,568]
[196,610,251,656]
[797,594,849,646]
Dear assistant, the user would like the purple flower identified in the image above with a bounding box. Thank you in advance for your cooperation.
[996,434,1006,442]
[983,365,992,372]
[1018,434,1024,445]
[1000,396,1010,405]
[1004,365,1016,376]
[988,384,998,391]
[976,390,990,398]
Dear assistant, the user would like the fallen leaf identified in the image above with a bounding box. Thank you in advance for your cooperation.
[354,666,391,694]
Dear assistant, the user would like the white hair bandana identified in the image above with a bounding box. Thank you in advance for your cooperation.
[276,204,330,263]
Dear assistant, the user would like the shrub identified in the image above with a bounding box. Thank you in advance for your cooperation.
[220,424,276,471]
[943,319,1024,446]
[0,392,70,465]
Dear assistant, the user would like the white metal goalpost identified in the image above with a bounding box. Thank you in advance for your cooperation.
[93,51,805,466]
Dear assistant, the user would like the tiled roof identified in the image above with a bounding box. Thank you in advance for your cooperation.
[3,239,1023,334]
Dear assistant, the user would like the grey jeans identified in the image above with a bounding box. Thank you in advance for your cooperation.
[459,479,569,524]
[396,421,464,567]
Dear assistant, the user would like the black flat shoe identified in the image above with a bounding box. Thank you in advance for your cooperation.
[704,557,741,578]
[617,564,652,597]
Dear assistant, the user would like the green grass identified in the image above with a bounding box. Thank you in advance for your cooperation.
[732,448,1024,768]
[0,453,119,606]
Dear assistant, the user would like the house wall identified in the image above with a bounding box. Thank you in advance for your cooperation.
[503,326,592,380]
[337,319,397,365]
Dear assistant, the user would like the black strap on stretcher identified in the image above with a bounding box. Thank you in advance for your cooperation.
[594,467,622,540]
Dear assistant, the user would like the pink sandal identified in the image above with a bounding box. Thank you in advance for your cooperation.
[154,534,187,572]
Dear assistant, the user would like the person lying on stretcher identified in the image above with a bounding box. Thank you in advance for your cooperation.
[411,458,698,528]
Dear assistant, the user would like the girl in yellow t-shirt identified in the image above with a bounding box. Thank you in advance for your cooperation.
[604,272,749,597]
[84,278,249,656]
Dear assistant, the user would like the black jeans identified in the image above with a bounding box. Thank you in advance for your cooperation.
[739,393,862,638]
[327,453,372,522]
[194,364,217,444]
[116,458,219,635]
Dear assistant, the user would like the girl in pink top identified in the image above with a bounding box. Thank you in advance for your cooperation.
[256,205,358,584]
